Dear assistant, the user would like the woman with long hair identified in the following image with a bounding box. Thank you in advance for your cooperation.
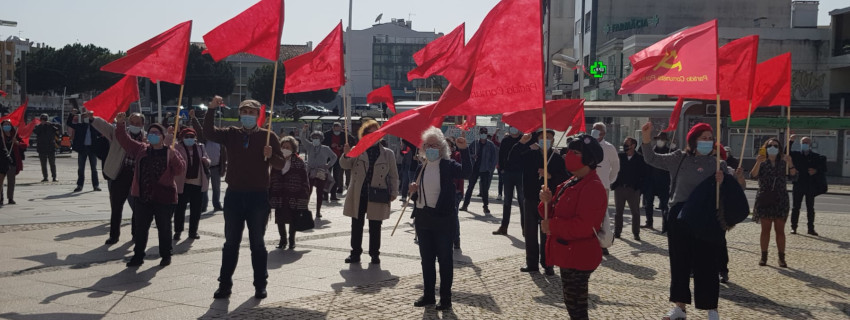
[750,138,796,267]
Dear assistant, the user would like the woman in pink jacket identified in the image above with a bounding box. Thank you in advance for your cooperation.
[173,127,210,241]
[539,134,607,320]
[114,113,185,268]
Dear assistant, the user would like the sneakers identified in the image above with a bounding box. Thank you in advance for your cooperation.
[663,306,687,320]
[707,309,719,320]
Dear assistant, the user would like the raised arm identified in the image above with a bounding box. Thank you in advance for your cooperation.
[640,122,684,171]
[90,116,116,142]
[190,110,206,143]
[203,96,227,144]
[113,113,146,157]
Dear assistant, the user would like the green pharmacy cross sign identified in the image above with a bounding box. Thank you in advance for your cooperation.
[590,61,607,78]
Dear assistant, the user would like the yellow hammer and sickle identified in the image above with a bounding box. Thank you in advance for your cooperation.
[653,50,683,72]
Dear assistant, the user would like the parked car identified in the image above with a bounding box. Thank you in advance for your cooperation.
[298,105,332,116]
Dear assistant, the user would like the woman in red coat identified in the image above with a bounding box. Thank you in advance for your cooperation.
[539,134,607,320]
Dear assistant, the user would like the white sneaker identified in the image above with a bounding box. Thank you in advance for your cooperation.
[707,309,719,320]
[662,306,687,320]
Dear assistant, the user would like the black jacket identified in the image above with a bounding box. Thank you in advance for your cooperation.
[679,173,750,245]
[33,122,61,154]
[66,113,103,152]
[788,142,828,195]
[513,140,568,200]
[411,149,471,230]
[498,135,523,172]
[639,145,675,193]
[611,152,647,191]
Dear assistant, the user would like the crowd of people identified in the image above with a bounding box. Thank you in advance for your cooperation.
[0,96,836,319]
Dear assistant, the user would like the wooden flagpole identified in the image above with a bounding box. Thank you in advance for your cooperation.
[392,162,424,236]
[786,105,791,174]
[739,100,753,161]
[715,94,721,209]
[265,60,279,147]
[343,85,350,145]
[542,107,549,221]
[171,84,185,146]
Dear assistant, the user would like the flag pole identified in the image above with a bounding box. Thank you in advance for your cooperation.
[266,60,279,150]
[392,162,424,236]
[343,85,350,145]
[739,100,753,161]
[541,0,552,226]
[715,94,721,209]
[786,105,791,174]
[172,84,185,146]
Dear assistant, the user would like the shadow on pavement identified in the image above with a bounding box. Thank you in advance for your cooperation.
[422,307,458,319]
[54,223,110,241]
[16,241,132,272]
[529,272,564,307]
[624,238,668,257]
[452,290,502,314]
[777,267,850,297]
[503,234,527,250]
[266,249,308,270]
[828,301,850,317]
[453,252,483,278]
[722,281,814,319]
[810,236,850,250]
[599,254,658,280]
[331,263,398,294]
[42,191,92,200]
[41,266,160,305]
[0,312,104,320]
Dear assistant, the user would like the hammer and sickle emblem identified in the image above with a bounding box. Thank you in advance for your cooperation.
[653,50,682,72]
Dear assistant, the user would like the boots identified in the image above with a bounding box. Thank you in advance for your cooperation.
[288,227,296,250]
[778,252,788,268]
[759,251,768,266]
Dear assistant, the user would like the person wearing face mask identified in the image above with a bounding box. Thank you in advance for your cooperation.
[269,136,310,250]
[641,122,743,320]
[91,113,147,245]
[787,135,828,236]
[203,97,285,300]
[538,134,607,320]
[750,138,796,268]
[67,111,103,192]
[1,119,27,205]
[611,137,647,242]
[408,127,470,311]
[513,129,568,276]
[301,124,338,219]
[113,113,186,268]
[323,122,356,199]
[340,120,399,265]
[493,126,525,236]
[33,114,61,182]
[590,123,620,195]
[173,128,210,241]
[641,132,676,233]
[460,127,498,214]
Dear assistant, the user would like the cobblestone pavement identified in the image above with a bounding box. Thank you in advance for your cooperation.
[0,152,849,319]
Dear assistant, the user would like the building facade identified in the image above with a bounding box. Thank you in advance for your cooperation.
[344,18,442,107]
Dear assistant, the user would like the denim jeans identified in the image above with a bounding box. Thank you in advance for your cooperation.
[76,146,99,188]
[219,190,270,289]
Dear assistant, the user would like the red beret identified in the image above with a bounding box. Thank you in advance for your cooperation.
[180,127,196,137]
[687,123,713,143]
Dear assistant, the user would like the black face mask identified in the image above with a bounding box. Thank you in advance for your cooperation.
[623,144,631,151]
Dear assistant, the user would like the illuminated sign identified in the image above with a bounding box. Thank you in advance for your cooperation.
[590,61,607,78]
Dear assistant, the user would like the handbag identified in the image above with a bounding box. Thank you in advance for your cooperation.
[755,177,782,210]
[293,209,315,231]
[368,187,391,203]
[594,211,614,248]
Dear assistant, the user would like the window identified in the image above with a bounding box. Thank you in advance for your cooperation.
[585,12,592,32]
[575,20,581,35]
[728,129,781,159]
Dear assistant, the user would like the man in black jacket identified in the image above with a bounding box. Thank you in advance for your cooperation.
[640,132,675,233]
[33,114,61,182]
[514,130,567,276]
[788,136,828,236]
[493,126,525,235]
[612,137,647,241]
[323,122,356,200]
[67,111,102,192]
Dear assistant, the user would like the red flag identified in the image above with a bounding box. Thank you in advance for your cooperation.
[619,20,718,96]
[0,90,6,97]
[502,99,585,134]
[101,21,192,85]
[347,104,443,158]
[202,0,285,62]
[663,97,685,132]
[367,85,396,113]
[17,118,40,145]
[284,22,345,94]
[407,23,465,81]
[430,0,543,117]
[0,99,28,127]
[685,35,759,102]
[730,53,792,120]
[456,115,476,131]
[258,104,267,127]
[84,76,140,123]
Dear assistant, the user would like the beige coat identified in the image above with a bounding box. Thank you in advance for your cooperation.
[340,146,399,220]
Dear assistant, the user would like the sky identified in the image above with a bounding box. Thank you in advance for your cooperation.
[1,0,847,52]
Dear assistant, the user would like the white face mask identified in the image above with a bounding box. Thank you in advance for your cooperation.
[282,149,293,158]
[656,140,666,148]
[312,139,321,147]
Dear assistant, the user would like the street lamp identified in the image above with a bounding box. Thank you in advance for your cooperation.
[552,53,583,99]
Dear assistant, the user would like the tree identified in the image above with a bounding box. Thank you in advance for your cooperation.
[149,45,235,107]
[15,44,123,94]
[247,64,338,106]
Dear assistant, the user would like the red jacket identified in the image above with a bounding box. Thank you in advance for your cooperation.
[538,170,607,271]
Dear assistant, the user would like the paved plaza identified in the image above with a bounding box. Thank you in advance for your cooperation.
[0,153,849,319]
